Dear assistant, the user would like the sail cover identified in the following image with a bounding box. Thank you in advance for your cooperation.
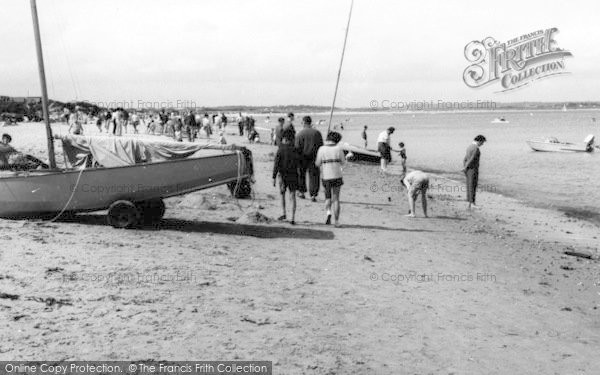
[58,135,222,168]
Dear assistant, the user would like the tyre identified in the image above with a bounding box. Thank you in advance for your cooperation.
[107,200,140,228]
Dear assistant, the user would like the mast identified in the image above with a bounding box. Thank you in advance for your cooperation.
[30,0,57,169]
[327,0,354,134]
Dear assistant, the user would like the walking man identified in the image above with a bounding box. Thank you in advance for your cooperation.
[462,135,486,209]
[184,110,197,142]
[295,116,323,201]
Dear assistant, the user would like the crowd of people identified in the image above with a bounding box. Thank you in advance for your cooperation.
[272,114,345,226]
[270,114,488,225]
[57,107,487,219]
[64,107,234,143]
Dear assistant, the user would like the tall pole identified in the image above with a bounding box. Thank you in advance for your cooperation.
[327,0,354,134]
[30,0,56,169]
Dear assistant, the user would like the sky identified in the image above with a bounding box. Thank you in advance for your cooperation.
[1,0,599,107]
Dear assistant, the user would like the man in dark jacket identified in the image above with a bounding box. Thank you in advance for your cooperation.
[273,128,300,224]
[183,110,197,142]
[462,134,486,209]
[295,116,324,201]
[274,117,285,146]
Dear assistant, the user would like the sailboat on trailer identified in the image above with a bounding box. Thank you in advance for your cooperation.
[0,0,254,228]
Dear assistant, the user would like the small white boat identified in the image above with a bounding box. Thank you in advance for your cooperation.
[340,142,380,163]
[491,117,509,124]
[526,134,595,153]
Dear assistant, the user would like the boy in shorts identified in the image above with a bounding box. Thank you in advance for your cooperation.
[272,128,300,224]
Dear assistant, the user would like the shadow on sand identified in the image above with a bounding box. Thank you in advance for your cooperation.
[57,214,335,240]
[336,223,436,232]
[340,201,393,207]
[431,216,467,221]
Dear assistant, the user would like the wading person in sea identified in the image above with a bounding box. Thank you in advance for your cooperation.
[377,126,395,172]
[295,116,323,201]
[315,131,346,227]
[462,134,486,209]
[402,170,429,218]
[273,128,300,225]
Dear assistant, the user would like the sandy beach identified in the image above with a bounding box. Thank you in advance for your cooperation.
[1,123,599,374]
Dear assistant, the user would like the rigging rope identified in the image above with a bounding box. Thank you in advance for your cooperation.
[327,0,354,134]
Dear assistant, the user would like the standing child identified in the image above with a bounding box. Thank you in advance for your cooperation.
[398,142,407,173]
[362,125,368,148]
[315,131,346,226]
[218,131,227,145]
[272,128,300,225]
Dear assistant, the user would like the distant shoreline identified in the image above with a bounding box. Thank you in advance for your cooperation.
[253,108,600,116]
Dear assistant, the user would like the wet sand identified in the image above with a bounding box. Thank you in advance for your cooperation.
[1,122,599,374]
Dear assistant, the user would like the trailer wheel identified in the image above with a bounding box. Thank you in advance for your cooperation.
[137,198,165,225]
[107,200,140,228]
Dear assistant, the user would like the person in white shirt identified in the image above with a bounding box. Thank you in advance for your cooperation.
[201,114,212,138]
[68,107,84,135]
[377,126,395,172]
[315,131,346,227]
[402,170,429,218]
[130,113,141,134]
[112,108,122,136]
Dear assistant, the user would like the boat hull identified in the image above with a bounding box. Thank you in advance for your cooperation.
[526,141,592,152]
[0,152,250,218]
[341,143,381,163]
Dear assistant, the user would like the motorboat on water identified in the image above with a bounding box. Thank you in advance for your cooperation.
[0,135,254,227]
[340,142,381,163]
[526,134,595,153]
[491,117,509,124]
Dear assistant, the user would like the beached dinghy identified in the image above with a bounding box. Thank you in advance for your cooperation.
[526,134,595,152]
[340,142,381,163]
[0,135,253,227]
[2,1,253,228]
